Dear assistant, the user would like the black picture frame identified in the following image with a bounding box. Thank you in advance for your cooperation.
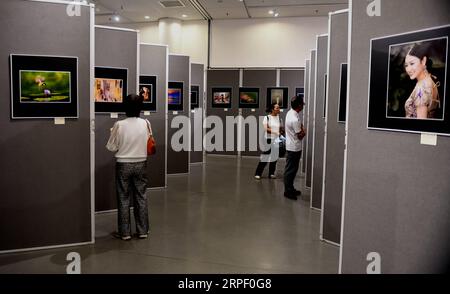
[338,63,348,123]
[191,85,200,109]
[267,87,288,109]
[94,66,128,113]
[211,87,232,108]
[295,87,304,98]
[368,25,449,135]
[168,81,184,111]
[239,87,259,109]
[10,54,78,119]
[139,75,157,112]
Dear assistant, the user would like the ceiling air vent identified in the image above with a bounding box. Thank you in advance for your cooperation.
[159,0,185,8]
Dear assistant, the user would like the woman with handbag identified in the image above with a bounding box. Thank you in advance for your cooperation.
[254,102,283,180]
[106,93,153,240]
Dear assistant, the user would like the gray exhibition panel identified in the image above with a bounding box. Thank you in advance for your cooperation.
[311,35,328,210]
[306,50,316,188]
[341,0,450,273]
[241,70,277,157]
[95,27,137,212]
[140,44,168,188]
[0,0,92,251]
[190,63,204,164]
[206,69,240,156]
[168,55,190,174]
[322,11,348,244]
[302,60,310,174]
[280,69,305,121]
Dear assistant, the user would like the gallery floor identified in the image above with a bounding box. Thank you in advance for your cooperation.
[0,156,339,274]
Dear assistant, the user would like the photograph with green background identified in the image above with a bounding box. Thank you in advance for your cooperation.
[20,71,70,102]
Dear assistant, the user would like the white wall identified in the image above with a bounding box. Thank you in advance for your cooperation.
[109,16,327,68]
[211,17,328,68]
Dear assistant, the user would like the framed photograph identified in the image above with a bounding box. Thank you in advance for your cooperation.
[338,63,348,123]
[267,87,288,109]
[212,87,232,108]
[239,87,259,109]
[191,85,200,109]
[295,87,304,98]
[168,81,184,111]
[139,75,157,112]
[94,67,128,113]
[10,54,78,119]
[368,25,449,135]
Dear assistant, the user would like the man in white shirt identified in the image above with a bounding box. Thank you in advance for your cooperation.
[283,96,306,200]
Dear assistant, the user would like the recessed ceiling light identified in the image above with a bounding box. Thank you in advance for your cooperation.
[274,13,279,17]
[182,14,188,18]
[113,15,120,22]
[144,15,150,19]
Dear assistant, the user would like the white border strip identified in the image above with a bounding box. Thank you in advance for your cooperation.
[310,37,320,210]
[89,2,95,244]
[339,0,353,274]
[320,13,333,240]
[28,0,90,6]
[95,25,139,33]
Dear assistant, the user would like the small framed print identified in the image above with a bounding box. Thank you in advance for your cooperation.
[191,85,200,109]
[168,81,184,111]
[239,87,259,109]
[267,87,288,109]
[212,87,232,108]
[139,75,157,112]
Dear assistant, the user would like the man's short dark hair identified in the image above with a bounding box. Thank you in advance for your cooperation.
[291,95,304,109]
[124,94,143,117]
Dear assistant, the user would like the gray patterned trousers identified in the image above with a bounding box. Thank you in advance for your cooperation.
[115,161,149,236]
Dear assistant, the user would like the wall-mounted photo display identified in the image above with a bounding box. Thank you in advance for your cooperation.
[368,25,449,135]
[338,63,348,123]
[168,81,184,111]
[323,74,328,118]
[139,75,157,112]
[211,87,232,108]
[267,87,288,109]
[10,54,78,119]
[295,87,305,98]
[239,87,259,109]
[191,85,200,109]
[94,67,128,113]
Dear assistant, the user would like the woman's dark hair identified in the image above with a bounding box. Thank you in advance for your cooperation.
[291,95,304,109]
[124,94,143,117]
[408,43,433,69]
[266,102,278,113]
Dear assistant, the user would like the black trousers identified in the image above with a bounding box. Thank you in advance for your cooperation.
[284,150,302,193]
[255,138,277,177]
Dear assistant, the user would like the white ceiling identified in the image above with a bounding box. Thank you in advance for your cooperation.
[92,0,348,24]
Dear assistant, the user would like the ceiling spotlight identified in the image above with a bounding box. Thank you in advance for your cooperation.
[144,15,150,19]
[113,15,120,22]
[274,13,279,17]
[268,10,274,15]
[182,14,188,18]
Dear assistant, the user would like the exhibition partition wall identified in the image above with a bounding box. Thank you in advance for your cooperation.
[206,69,240,156]
[0,0,93,252]
[95,26,138,212]
[190,63,205,164]
[306,50,316,188]
[241,70,277,157]
[340,0,450,273]
[311,35,328,210]
[302,60,310,174]
[168,54,190,174]
[140,43,168,188]
[280,69,305,123]
[321,10,348,245]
